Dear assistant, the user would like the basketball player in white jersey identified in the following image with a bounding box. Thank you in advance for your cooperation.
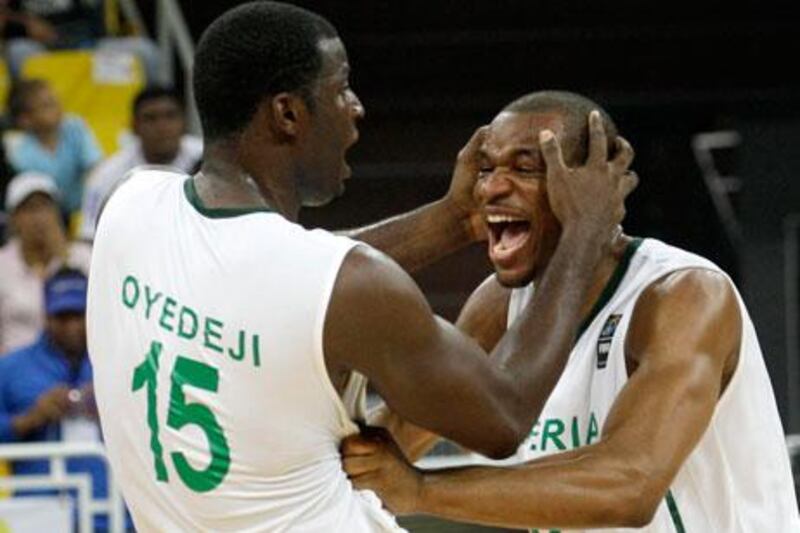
[86,4,636,531]
[342,91,800,531]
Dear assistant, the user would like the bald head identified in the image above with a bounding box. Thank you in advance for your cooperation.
[502,91,618,166]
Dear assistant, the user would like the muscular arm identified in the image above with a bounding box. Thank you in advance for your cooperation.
[370,275,510,460]
[356,268,740,529]
[327,215,612,459]
[339,128,487,273]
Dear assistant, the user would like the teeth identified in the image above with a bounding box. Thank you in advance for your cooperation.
[486,214,526,224]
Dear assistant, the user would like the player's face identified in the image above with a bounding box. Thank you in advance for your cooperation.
[299,37,364,206]
[475,111,565,287]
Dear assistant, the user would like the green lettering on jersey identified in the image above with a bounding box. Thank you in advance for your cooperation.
[571,416,581,448]
[159,297,177,332]
[177,306,199,340]
[203,317,224,353]
[121,275,262,369]
[253,334,261,368]
[586,412,600,445]
[528,421,541,451]
[541,419,566,451]
[122,275,140,308]
[144,285,163,320]
[228,330,246,361]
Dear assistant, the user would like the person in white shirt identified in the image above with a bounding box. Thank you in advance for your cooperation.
[78,86,202,240]
[342,91,800,533]
[86,3,635,532]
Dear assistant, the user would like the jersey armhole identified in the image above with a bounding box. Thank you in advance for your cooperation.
[312,241,365,433]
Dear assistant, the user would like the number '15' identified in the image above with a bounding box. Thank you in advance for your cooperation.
[131,340,231,492]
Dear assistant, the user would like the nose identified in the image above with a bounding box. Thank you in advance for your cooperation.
[476,170,514,204]
[349,90,365,120]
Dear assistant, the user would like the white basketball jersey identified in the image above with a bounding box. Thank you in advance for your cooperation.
[87,170,402,532]
[505,238,799,532]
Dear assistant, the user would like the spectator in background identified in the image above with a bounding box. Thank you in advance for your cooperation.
[7,79,102,215]
[0,268,114,530]
[0,172,90,356]
[79,86,202,240]
[1,0,160,82]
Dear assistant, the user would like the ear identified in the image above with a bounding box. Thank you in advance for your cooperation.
[265,92,311,142]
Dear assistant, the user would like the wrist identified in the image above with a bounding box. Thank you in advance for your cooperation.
[439,196,482,243]
[413,468,431,515]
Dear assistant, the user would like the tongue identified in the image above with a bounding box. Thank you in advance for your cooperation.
[499,222,530,250]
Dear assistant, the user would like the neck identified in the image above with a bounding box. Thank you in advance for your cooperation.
[534,229,633,325]
[35,127,60,151]
[575,230,633,324]
[143,147,178,165]
[195,138,301,221]
[20,233,66,272]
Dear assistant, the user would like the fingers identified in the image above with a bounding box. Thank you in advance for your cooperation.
[342,454,383,478]
[539,129,566,174]
[611,136,635,174]
[458,125,489,158]
[586,110,609,166]
[341,435,380,456]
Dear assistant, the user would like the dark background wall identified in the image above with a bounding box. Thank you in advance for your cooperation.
[165,0,800,428]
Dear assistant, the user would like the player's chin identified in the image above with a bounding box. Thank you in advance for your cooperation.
[493,263,536,288]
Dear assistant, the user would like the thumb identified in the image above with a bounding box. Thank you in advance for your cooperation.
[341,435,380,456]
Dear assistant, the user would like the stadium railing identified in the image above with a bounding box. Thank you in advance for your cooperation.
[0,441,125,533]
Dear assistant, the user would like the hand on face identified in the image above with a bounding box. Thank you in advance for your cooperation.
[445,126,490,241]
[341,427,422,515]
[539,110,636,240]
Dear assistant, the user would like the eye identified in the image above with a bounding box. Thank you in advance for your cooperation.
[478,166,494,178]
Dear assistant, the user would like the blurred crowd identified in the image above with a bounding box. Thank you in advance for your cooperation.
[0,1,201,525]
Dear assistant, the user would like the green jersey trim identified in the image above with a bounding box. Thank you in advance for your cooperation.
[577,237,643,338]
[183,178,275,218]
[666,489,687,533]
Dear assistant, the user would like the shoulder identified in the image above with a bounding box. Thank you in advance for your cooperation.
[85,147,138,189]
[0,343,38,373]
[627,268,741,368]
[456,274,511,351]
[457,275,511,327]
[331,245,428,323]
[180,135,203,157]
[66,242,93,273]
[61,115,91,135]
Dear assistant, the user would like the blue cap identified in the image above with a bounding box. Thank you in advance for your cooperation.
[44,270,88,315]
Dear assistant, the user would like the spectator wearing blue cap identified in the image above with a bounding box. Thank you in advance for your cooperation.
[0,267,93,444]
[0,171,91,355]
[0,267,114,529]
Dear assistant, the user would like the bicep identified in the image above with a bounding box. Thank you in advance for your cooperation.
[372,275,511,459]
[600,269,740,491]
[325,247,520,456]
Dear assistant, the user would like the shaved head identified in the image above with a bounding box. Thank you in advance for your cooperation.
[503,91,618,166]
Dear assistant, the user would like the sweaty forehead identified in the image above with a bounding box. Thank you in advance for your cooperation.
[482,111,566,156]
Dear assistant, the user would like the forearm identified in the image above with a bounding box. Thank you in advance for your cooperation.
[493,226,605,424]
[341,198,475,273]
[0,412,33,442]
[8,412,39,440]
[416,443,651,529]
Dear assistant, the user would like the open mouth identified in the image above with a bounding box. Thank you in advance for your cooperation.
[486,214,532,266]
